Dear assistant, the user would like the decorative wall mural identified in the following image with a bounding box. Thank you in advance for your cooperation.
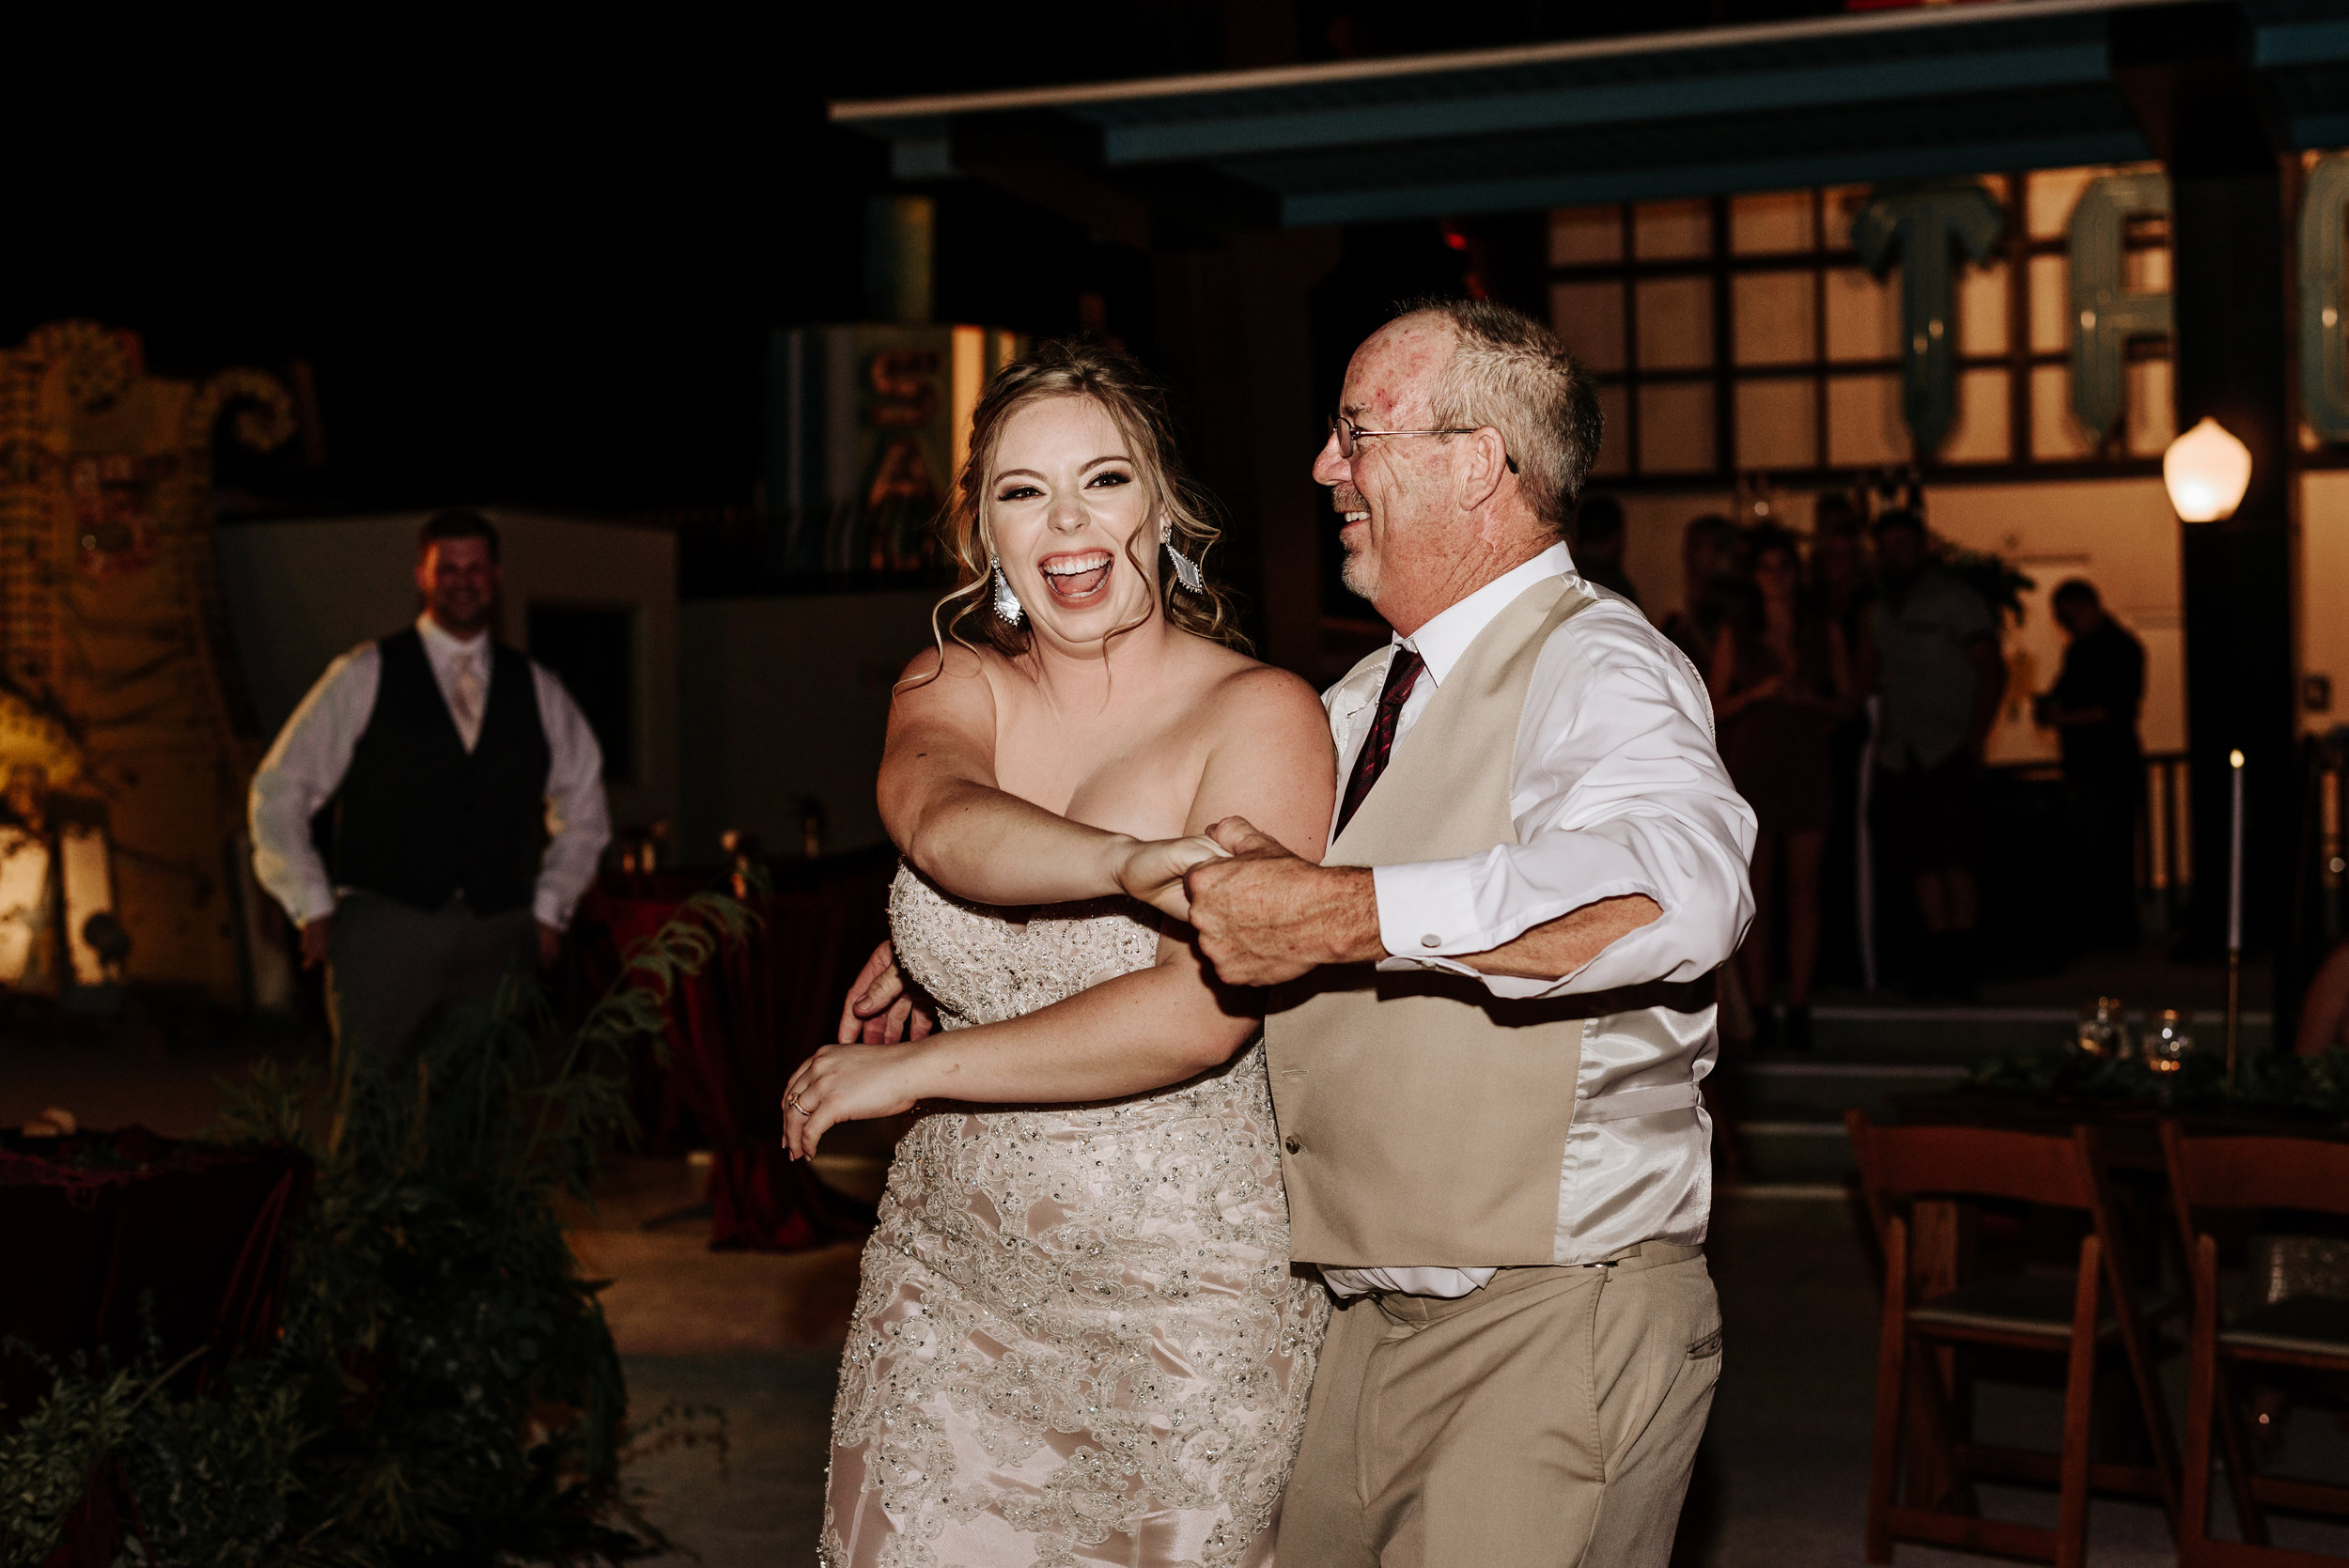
[0,321,293,1002]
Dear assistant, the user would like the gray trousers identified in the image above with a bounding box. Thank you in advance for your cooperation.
[1279,1246,1722,1568]
[326,891,537,1061]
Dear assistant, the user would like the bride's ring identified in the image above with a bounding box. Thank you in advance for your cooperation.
[786,1091,809,1115]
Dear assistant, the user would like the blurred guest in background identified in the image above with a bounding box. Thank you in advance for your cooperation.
[1662,512,1742,671]
[1809,499,1876,986]
[1866,509,2003,1000]
[2298,939,2349,1055]
[2032,578,2145,954]
[1810,495,1875,644]
[250,510,611,1062]
[1573,492,1640,607]
[1711,528,1854,1050]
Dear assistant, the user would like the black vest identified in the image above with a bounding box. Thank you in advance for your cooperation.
[328,629,552,915]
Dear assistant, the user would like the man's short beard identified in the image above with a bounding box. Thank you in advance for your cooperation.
[1339,544,1377,601]
[431,598,495,635]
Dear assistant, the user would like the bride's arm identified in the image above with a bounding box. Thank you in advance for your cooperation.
[787,667,1334,1155]
[879,644,1212,910]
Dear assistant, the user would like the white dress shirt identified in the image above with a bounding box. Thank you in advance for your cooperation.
[1319,543,1756,1299]
[249,613,613,931]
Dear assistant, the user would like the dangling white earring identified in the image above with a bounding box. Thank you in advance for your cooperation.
[990,556,1024,625]
[1160,520,1205,594]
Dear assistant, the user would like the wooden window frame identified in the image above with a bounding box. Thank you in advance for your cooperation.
[1556,174,2188,489]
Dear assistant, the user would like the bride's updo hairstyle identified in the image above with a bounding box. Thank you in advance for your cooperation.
[919,338,1245,674]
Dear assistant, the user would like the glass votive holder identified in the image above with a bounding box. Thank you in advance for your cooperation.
[2077,996,2130,1059]
[2143,1009,2195,1073]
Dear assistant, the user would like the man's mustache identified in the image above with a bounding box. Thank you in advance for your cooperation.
[1330,486,1367,517]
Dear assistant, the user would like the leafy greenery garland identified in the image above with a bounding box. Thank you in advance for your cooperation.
[0,889,753,1567]
[1968,1040,2349,1120]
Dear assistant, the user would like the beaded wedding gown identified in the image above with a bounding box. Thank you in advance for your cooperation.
[819,865,1329,1568]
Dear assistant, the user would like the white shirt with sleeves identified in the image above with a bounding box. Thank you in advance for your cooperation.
[1318,543,1757,1300]
[248,613,613,932]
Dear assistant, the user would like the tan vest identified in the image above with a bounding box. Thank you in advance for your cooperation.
[1266,576,1610,1266]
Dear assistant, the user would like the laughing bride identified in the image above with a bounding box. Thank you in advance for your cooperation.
[786,340,1335,1568]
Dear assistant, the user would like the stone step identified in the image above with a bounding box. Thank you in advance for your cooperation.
[1729,1119,1856,1182]
[1720,1059,1972,1121]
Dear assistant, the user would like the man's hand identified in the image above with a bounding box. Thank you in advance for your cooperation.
[1112,834,1231,921]
[1181,817,1381,986]
[537,922,562,970]
[837,939,938,1045]
[299,915,334,970]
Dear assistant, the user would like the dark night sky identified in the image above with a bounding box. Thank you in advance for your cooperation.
[2,2,1827,519]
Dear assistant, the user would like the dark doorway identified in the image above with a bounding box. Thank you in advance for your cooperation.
[527,604,636,785]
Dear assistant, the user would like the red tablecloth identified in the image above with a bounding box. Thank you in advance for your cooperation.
[0,1126,309,1429]
[577,848,894,1250]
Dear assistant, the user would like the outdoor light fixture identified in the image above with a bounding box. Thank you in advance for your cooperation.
[2162,416,2253,521]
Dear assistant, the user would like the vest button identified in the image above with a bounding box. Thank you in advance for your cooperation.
[1283,1136,1301,1155]
[1420,933,1442,948]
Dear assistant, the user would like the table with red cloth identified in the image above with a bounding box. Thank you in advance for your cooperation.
[573,846,896,1250]
[0,1126,310,1433]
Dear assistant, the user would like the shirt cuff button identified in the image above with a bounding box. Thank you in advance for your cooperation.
[1420,933,1442,948]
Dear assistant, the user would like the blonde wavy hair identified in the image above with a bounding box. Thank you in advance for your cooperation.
[912,338,1245,680]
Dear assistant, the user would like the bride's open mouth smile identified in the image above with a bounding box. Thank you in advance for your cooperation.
[1038,550,1114,604]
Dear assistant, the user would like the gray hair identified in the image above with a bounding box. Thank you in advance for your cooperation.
[1397,298,1603,535]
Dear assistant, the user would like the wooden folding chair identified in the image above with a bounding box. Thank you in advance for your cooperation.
[1847,1110,2181,1568]
[2159,1122,2349,1566]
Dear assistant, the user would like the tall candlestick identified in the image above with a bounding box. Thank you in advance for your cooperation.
[2228,748,2245,1093]
[2228,749,2245,954]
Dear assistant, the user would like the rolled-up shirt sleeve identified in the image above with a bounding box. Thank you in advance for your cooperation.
[1371,607,1756,1001]
[531,663,612,930]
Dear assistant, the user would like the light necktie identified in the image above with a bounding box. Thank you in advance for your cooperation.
[1333,647,1424,838]
[448,647,485,753]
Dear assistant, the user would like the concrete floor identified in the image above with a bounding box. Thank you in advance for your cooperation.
[608,1182,2349,1567]
[9,1028,2346,1566]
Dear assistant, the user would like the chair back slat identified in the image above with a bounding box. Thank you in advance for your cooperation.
[1851,1117,2096,1210]
[2163,1128,2349,1219]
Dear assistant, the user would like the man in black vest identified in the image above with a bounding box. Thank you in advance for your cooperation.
[249,510,611,1059]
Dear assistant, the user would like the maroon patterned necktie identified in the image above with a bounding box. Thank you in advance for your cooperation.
[1334,647,1425,838]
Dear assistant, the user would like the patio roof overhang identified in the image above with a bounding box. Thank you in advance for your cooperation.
[832,0,2349,233]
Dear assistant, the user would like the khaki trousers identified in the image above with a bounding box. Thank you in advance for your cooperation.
[1279,1245,1722,1568]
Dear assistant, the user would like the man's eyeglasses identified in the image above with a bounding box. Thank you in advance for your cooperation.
[1329,413,1518,474]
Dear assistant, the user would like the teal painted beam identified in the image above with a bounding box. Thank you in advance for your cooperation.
[1086,44,2112,165]
[1268,130,2151,226]
[2290,111,2349,147]
[2252,19,2349,65]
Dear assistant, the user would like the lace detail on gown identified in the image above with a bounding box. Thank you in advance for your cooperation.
[820,865,1329,1568]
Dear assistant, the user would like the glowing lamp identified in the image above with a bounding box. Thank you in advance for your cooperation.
[2162,416,2252,522]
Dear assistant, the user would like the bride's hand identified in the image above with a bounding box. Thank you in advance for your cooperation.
[1112,834,1232,921]
[784,1042,928,1160]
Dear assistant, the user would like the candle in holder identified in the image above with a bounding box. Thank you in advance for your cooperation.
[2228,749,2245,955]
[2145,1009,2195,1073]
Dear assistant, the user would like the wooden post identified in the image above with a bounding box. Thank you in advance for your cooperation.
[1152,230,1343,677]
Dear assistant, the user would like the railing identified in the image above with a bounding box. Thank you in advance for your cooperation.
[2140,751,2191,929]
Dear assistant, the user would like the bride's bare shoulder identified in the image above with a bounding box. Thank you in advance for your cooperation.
[897,638,1001,694]
[1186,641,1331,755]
[894,641,1004,710]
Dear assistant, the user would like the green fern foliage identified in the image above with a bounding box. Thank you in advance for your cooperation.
[0,889,754,1566]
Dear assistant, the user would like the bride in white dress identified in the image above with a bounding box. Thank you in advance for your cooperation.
[786,340,1335,1568]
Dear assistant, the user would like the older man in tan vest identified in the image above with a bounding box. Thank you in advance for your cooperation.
[1185,300,1755,1567]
